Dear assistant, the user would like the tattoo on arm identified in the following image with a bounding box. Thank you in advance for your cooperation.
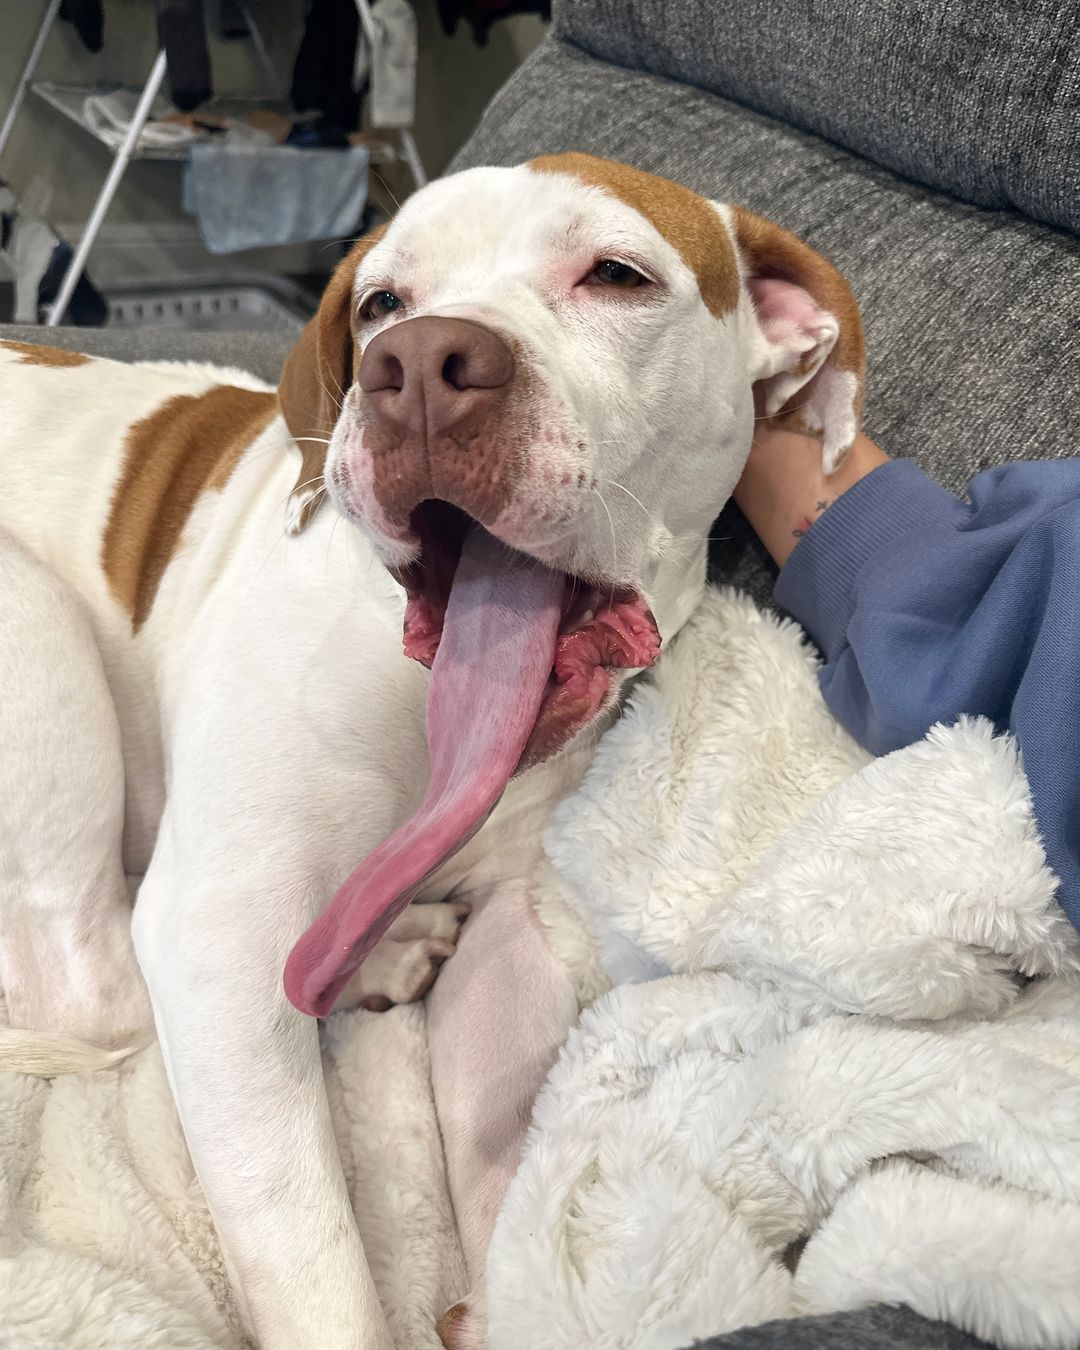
[792,499,833,541]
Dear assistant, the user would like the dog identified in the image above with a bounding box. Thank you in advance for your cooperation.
[0,153,864,1349]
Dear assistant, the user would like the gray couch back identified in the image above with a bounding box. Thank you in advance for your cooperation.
[555,0,1080,235]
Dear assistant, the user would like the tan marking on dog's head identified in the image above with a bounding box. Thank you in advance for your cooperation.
[103,384,277,629]
[1,339,91,368]
[530,152,739,317]
[278,223,389,532]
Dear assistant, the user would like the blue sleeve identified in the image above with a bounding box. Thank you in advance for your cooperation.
[774,458,1080,931]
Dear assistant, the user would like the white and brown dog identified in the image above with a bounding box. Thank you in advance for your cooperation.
[0,154,863,1349]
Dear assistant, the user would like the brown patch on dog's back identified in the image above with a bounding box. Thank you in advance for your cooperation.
[530,152,739,317]
[103,384,277,629]
[1,339,91,368]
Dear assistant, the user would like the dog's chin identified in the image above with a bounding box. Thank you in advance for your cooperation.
[377,500,661,773]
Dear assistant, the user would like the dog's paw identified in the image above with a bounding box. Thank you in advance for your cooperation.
[332,901,471,1013]
[437,1300,485,1350]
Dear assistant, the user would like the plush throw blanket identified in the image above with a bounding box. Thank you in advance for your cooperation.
[0,1003,465,1349]
[486,590,1080,1350]
[2,589,1079,1350]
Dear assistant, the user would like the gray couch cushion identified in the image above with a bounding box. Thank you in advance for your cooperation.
[452,36,1080,600]
[554,0,1080,236]
[0,325,293,386]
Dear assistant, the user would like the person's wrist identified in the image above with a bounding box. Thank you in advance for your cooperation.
[734,423,889,567]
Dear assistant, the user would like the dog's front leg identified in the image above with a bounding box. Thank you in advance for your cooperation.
[134,854,392,1350]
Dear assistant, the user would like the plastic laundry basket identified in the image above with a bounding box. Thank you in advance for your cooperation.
[106,273,314,334]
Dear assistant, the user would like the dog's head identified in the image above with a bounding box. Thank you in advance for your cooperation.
[279,154,864,1015]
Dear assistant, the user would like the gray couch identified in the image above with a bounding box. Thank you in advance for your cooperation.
[3,2,1075,1345]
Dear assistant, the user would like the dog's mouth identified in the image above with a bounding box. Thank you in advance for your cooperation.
[399,501,660,767]
[284,498,660,1019]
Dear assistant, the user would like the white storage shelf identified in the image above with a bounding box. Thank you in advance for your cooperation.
[33,81,193,161]
[31,81,400,166]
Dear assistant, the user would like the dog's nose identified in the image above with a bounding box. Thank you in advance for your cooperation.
[358,316,514,439]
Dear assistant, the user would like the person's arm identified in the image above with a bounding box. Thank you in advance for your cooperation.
[734,426,890,568]
[734,421,1080,932]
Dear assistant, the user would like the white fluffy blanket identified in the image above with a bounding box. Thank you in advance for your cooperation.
[0,1007,465,1349]
[3,590,1080,1350]
[486,590,1080,1350]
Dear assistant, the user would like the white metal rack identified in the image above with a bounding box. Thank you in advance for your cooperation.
[0,0,426,326]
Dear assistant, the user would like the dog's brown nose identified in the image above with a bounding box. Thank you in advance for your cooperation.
[359,316,514,439]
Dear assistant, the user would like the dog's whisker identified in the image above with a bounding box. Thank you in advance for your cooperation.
[325,507,343,584]
[246,524,291,599]
[238,436,329,467]
[291,474,327,496]
[282,484,328,516]
[752,397,813,423]
[602,479,653,525]
[591,488,619,606]
[247,485,332,599]
[318,376,345,413]
[370,168,402,212]
[316,367,346,412]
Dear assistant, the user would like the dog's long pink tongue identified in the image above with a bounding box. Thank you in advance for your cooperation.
[284,528,563,1017]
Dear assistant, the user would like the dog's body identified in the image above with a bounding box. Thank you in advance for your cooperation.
[0,156,864,1349]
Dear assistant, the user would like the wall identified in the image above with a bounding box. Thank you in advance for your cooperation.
[0,0,543,284]
[412,6,544,178]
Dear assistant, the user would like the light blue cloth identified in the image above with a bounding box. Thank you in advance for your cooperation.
[182,144,369,254]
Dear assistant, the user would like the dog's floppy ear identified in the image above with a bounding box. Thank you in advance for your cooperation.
[278,224,387,532]
[727,207,865,474]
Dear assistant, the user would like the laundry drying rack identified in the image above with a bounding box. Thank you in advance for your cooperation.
[0,0,426,327]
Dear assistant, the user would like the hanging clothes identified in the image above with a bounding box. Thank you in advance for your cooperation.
[59,0,104,53]
[157,0,213,112]
[0,183,107,326]
[354,0,417,130]
[291,0,363,134]
[436,0,550,45]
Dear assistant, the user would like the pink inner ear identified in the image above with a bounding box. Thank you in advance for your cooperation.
[746,274,855,474]
[747,275,832,353]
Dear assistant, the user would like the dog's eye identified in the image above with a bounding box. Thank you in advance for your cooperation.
[585,260,650,289]
[361,291,404,320]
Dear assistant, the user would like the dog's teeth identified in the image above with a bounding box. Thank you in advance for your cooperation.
[581,609,594,625]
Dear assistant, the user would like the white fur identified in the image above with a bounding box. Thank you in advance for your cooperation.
[484,589,1080,1350]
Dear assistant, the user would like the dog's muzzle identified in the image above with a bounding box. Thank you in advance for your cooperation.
[357,315,520,531]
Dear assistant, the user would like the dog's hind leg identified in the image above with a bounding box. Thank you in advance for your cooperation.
[427,876,580,1347]
[0,527,151,1050]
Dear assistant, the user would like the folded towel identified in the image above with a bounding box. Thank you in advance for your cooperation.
[82,90,196,150]
[182,143,369,253]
